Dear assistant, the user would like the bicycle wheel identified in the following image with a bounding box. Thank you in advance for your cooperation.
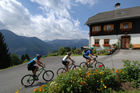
[80,62,88,68]
[95,62,105,70]
[72,65,80,70]
[21,74,35,87]
[43,70,54,81]
[57,68,66,75]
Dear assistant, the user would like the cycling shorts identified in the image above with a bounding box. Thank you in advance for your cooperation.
[83,55,90,59]
[27,64,37,72]
[62,61,68,66]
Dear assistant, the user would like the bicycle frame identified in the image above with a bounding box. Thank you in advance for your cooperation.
[36,67,44,77]
[90,57,97,65]
[68,63,75,69]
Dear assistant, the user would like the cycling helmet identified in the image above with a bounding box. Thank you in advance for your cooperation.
[90,47,94,50]
[67,52,71,56]
[36,54,42,58]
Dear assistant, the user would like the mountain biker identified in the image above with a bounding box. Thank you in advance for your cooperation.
[62,52,74,72]
[27,54,44,79]
[83,47,95,65]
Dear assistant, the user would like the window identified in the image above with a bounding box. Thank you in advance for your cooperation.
[120,22,132,30]
[123,23,129,29]
[92,25,101,33]
[94,26,99,31]
[104,24,114,32]
[95,39,100,44]
[106,25,111,31]
[94,39,100,47]
[104,39,110,45]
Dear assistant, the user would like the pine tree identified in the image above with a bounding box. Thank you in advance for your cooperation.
[21,54,25,62]
[0,32,11,69]
[25,54,30,61]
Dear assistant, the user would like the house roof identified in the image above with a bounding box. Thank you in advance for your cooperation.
[86,6,140,25]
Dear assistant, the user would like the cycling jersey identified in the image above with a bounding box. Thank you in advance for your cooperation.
[28,57,37,66]
[84,50,91,56]
[62,55,68,61]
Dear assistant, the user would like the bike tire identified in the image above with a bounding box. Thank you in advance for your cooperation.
[95,62,105,70]
[42,70,54,81]
[80,62,88,68]
[57,68,66,75]
[80,62,89,70]
[72,65,80,70]
[21,74,35,87]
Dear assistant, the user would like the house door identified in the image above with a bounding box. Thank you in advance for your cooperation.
[121,36,130,48]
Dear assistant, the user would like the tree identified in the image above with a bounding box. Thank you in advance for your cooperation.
[11,54,22,65]
[73,48,82,55]
[25,54,30,61]
[21,55,25,62]
[0,32,11,69]
[57,47,66,55]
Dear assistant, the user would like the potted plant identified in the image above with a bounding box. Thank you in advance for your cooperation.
[129,43,132,50]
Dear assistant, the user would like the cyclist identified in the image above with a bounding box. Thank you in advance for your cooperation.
[27,54,44,80]
[83,47,95,65]
[62,52,74,72]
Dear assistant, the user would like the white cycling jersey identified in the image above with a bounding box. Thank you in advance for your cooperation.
[62,55,68,61]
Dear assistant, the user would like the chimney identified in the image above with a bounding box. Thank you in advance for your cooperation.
[115,3,120,9]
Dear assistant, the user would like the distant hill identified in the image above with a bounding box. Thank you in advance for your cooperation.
[0,29,88,57]
[47,39,89,50]
[0,30,52,57]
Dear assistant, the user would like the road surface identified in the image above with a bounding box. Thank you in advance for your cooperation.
[0,49,140,93]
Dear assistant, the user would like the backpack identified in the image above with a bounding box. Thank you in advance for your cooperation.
[84,49,90,53]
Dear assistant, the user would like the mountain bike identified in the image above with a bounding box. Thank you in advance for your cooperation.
[80,56,105,70]
[21,67,54,87]
[57,61,80,75]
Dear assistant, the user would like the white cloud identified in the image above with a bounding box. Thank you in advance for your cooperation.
[74,0,96,6]
[0,0,91,41]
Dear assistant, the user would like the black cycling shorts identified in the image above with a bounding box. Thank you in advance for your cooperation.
[27,64,37,72]
[62,61,68,66]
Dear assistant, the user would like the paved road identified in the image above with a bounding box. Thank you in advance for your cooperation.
[0,49,140,93]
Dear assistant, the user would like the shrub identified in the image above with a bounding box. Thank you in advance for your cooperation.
[33,60,140,93]
[33,68,120,93]
[116,60,140,88]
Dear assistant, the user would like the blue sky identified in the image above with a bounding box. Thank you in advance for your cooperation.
[0,0,140,41]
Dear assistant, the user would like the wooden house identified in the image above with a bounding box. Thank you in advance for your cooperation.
[86,3,140,49]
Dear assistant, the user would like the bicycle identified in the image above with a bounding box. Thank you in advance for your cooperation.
[57,61,80,75]
[80,56,105,70]
[21,67,54,87]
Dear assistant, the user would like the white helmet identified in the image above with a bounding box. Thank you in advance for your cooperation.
[36,54,42,58]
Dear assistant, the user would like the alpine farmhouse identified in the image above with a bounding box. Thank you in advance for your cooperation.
[86,3,140,49]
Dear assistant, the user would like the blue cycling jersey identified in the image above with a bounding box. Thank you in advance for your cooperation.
[84,50,91,56]
[28,57,37,65]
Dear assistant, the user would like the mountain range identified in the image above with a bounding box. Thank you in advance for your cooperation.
[0,30,88,57]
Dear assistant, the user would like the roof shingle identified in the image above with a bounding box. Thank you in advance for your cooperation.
[86,6,140,25]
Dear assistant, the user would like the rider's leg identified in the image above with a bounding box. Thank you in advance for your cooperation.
[33,66,38,76]
[87,58,91,65]
[65,61,69,72]
[84,55,90,64]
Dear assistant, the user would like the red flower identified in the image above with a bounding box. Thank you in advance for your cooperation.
[99,65,103,68]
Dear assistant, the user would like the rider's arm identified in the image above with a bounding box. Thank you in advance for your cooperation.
[35,60,44,67]
[89,54,93,59]
[68,56,74,63]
